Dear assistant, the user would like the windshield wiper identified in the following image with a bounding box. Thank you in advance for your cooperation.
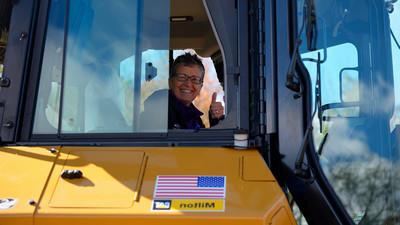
[390,28,400,50]
[387,1,400,49]
[316,52,322,133]
[286,0,318,94]
[317,133,328,156]
[287,0,319,179]
[306,0,317,51]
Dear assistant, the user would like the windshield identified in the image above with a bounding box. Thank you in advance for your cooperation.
[298,0,399,224]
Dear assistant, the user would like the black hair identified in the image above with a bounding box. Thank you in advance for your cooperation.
[170,52,205,79]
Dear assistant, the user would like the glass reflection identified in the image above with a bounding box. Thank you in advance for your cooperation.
[33,0,170,134]
[298,0,400,224]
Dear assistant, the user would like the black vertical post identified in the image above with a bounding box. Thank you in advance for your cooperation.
[57,0,69,136]
[133,0,143,131]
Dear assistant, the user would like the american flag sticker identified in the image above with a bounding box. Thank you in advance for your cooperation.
[153,175,226,199]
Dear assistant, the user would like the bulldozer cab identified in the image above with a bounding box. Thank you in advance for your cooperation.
[1,0,399,225]
[1,1,292,225]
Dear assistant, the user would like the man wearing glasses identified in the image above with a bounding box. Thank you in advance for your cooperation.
[168,53,224,129]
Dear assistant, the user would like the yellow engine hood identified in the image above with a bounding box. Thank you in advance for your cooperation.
[0,146,296,225]
[0,146,58,225]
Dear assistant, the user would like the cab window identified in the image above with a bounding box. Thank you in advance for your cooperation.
[298,0,400,223]
[32,0,227,135]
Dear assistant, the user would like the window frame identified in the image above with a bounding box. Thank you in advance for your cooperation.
[0,0,37,143]
[17,0,250,146]
[270,0,358,224]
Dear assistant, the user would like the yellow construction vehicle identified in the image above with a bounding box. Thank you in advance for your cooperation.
[0,0,399,224]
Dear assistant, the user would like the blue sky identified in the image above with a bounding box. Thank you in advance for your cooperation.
[390,2,400,112]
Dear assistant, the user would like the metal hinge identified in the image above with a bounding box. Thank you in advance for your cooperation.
[0,77,11,87]
[257,0,266,135]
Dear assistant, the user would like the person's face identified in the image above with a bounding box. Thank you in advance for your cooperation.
[169,65,203,106]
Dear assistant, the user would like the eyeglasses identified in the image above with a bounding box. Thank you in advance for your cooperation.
[174,73,203,85]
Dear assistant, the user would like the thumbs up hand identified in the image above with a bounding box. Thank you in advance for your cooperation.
[210,92,224,119]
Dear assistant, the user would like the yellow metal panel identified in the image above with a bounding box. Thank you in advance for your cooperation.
[49,150,144,208]
[0,216,31,225]
[34,147,296,225]
[270,207,296,225]
[0,146,58,225]
[241,155,276,181]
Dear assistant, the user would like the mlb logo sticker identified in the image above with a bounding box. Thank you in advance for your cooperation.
[153,200,171,210]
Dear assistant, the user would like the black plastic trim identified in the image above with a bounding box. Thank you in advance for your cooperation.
[0,0,37,142]
[265,0,277,135]
[237,0,250,130]
[271,0,355,224]
[28,129,235,146]
[20,0,51,141]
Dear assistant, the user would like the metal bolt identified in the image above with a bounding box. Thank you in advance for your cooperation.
[0,77,10,87]
[49,147,57,154]
[3,121,14,128]
[19,32,27,41]
[28,199,36,206]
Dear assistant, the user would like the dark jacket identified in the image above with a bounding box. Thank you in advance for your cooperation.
[168,92,205,129]
[141,89,221,130]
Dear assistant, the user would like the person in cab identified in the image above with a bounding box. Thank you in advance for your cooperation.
[142,53,224,130]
